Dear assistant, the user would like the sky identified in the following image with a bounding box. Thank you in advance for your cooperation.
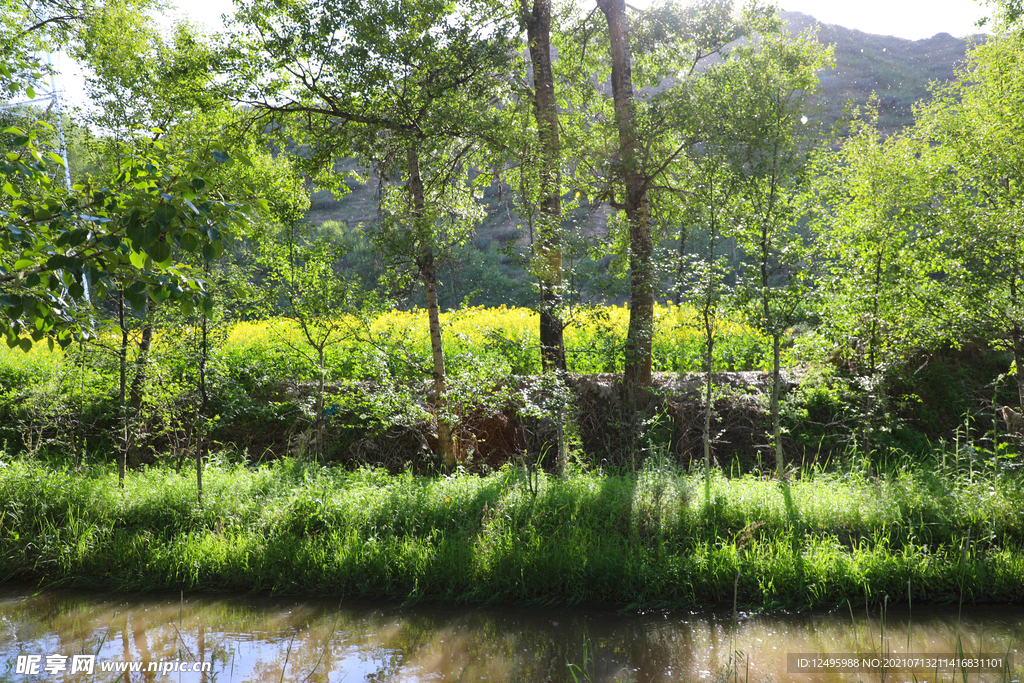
[779,0,990,40]
[156,0,992,41]
[44,0,993,110]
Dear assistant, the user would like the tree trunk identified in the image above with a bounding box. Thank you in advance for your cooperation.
[196,438,205,506]
[197,306,208,505]
[126,305,154,470]
[772,333,783,476]
[117,289,128,488]
[703,313,714,505]
[521,0,566,372]
[597,0,654,399]
[759,155,784,476]
[423,253,455,469]
[863,249,884,458]
[702,175,719,501]
[1012,275,1024,408]
[409,146,456,468]
[316,345,326,461]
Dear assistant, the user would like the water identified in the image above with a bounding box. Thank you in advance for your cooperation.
[0,587,1021,682]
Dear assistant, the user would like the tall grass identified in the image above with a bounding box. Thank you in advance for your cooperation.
[2,455,1022,609]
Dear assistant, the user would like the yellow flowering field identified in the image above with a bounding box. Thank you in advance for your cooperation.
[220,304,771,380]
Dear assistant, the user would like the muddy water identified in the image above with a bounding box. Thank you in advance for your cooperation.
[0,588,1021,682]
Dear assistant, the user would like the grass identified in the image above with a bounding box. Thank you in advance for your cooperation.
[1,453,1023,609]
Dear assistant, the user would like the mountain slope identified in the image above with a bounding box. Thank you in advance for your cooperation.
[782,11,984,132]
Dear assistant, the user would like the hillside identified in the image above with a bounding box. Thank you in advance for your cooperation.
[782,11,984,132]
[306,14,984,308]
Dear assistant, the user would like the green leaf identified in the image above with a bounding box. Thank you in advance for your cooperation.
[124,289,146,312]
[179,230,200,252]
[129,250,148,269]
[126,219,161,249]
[149,241,172,264]
[153,203,178,227]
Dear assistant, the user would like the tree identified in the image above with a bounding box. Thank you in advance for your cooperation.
[980,0,1024,30]
[589,0,770,398]
[74,14,222,138]
[517,0,567,372]
[228,0,517,468]
[920,32,1024,411]
[594,0,656,398]
[688,159,736,500]
[259,224,360,461]
[811,107,946,454]
[717,30,831,475]
[1,125,250,346]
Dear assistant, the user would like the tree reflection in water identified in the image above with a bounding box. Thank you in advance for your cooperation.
[0,589,1021,682]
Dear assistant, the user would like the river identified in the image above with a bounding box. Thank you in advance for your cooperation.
[0,588,1021,682]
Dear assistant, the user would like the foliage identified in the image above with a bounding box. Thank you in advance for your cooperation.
[3,0,1024,482]
[809,105,951,451]
[0,304,776,464]
[0,124,254,348]
[917,31,1024,409]
[74,14,221,136]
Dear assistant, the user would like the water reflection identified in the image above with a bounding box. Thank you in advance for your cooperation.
[0,588,1021,682]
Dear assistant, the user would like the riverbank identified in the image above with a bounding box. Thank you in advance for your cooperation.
[2,457,1023,609]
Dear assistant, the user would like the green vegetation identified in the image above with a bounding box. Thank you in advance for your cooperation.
[1,455,1022,608]
[0,304,777,468]
[3,0,1024,611]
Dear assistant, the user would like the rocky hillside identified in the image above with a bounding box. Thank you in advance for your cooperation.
[783,11,984,133]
